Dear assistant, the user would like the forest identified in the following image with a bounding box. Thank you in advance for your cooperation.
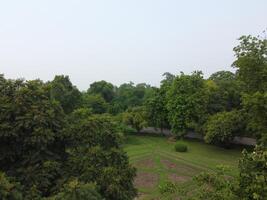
[0,35,266,200]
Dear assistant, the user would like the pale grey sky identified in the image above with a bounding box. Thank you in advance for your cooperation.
[0,0,266,90]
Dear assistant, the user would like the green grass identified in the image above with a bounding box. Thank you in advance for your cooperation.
[124,134,243,200]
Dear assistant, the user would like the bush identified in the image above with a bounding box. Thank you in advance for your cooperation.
[158,181,179,194]
[174,142,188,152]
[204,110,244,147]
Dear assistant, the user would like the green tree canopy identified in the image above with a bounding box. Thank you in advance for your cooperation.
[166,71,208,137]
[48,75,82,114]
[204,110,245,147]
[81,94,108,114]
[88,80,115,103]
[122,106,148,133]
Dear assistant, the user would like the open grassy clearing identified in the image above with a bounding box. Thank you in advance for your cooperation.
[124,135,243,200]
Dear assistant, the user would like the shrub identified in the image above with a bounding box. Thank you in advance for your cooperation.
[174,142,188,152]
[204,110,244,147]
[159,181,179,194]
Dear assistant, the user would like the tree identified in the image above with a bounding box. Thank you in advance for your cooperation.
[53,180,103,200]
[233,35,267,93]
[0,77,66,197]
[238,146,267,200]
[65,115,137,200]
[191,166,238,200]
[146,88,169,132]
[0,172,23,200]
[204,110,245,147]
[166,71,208,137]
[0,75,137,200]
[122,106,147,133]
[207,71,241,114]
[48,75,82,114]
[110,82,155,114]
[88,80,115,103]
[242,92,267,144]
[81,94,108,114]
[233,35,267,145]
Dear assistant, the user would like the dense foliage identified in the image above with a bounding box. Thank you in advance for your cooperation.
[166,71,208,137]
[0,76,136,200]
[204,110,245,147]
[122,106,147,133]
[174,142,188,152]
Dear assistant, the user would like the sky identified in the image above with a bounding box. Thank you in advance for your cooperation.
[0,0,266,90]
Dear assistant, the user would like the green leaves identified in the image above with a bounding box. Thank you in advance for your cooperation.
[66,115,137,200]
[238,146,267,200]
[53,180,103,200]
[204,110,245,147]
[233,35,267,93]
[122,106,148,133]
[166,71,208,136]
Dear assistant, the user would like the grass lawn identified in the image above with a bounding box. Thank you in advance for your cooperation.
[124,134,243,200]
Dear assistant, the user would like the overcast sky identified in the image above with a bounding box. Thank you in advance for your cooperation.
[0,0,266,90]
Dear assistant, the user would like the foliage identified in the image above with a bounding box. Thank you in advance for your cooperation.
[0,75,137,200]
[87,80,115,103]
[48,75,82,114]
[158,181,179,195]
[122,106,147,133]
[81,94,108,114]
[146,88,169,131]
[166,71,208,137]
[242,92,267,145]
[233,35,267,145]
[52,180,103,200]
[174,142,188,152]
[0,78,66,196]
[110,82,154,114]
[233,35,267,93]
[190,166,238,200]
[0,172,23,200]
[207,71,242,114]
[238,146,267,200]
[65,115,137,200]
[204,110,244,147]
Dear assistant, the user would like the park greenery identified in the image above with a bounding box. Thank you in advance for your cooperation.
[0,34,266,199]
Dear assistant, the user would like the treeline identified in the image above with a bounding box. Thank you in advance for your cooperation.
[39,35,265,148]
[0,34,266,199]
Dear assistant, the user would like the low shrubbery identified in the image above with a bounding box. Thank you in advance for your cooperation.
[204,110,245,147]
[174,142,188,152]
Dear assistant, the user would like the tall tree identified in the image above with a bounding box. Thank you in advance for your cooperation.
[233,35,267,93]
[233,35,267,144]
[0,77,66,197]
[88,80,115,103]
[122,106,147,133]
[146,88,169,132]
[81,93,108,114]
[49,75,82,114]
[65,115,137,200]
[166,71,208,137]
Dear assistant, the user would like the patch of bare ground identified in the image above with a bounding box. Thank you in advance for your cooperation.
[134,172,158,188]
[161,159,177,169]
[134,158,155,169]
[168,173,190,183]
[160,159,199,175]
